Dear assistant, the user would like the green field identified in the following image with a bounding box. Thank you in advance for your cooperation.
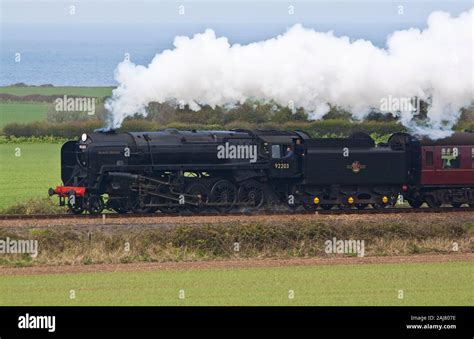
[0,102,48,127]
[0,262,472,306]
[0,86,114,97]
[0,143,61,209]
[0,86,114,128]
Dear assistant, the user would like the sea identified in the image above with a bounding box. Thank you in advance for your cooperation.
[0,22,401,87]
[2,0,470,87]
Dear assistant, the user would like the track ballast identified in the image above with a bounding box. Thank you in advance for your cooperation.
[1,206,473,221]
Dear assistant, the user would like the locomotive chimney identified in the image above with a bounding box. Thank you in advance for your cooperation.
[94,127,116,133]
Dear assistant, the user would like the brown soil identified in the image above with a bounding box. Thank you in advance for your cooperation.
[1,211,474,229]
[1,253,472,276]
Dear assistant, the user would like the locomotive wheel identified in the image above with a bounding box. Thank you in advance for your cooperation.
[237,180,264,209]
[451,203,463,208]
[87,195,105,215]
[129,193,159,214]
[372,203,387,210]
[287,201,299,211]
[407,199,423,208]
[320,204,333,210]
[338,204,352,210]
[185,182,209,213]
[210,180,237,212]
[67,197,84,215]
[108,197,129,214]
[425,196,441,208]
[302,203,318,211]
[355,203,368,210]
[113,207,128,214]
[155,184,179,214]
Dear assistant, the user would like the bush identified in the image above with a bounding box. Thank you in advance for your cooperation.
[0,197,64,215]
[0,217,470,266]
[0,135,67,144]
[46,100,108,123]
[2,121,102,138]
[282,120,406,137]
[456,121,474,132]
[1,119,409,138]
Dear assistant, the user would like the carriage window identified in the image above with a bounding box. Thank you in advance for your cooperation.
[441,147,460,169]
[425,151,433,166]
[271,145,281,159]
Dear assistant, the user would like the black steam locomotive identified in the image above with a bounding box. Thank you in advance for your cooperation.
[49,129,474,214]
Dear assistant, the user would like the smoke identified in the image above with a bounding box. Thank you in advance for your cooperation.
[105,8,473,138]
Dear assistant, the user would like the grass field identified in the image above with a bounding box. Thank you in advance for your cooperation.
[0,143,61,209]
[0,86,113,128]
[0,102,48,127]
[0,262,472,306]
[0,86,114,97]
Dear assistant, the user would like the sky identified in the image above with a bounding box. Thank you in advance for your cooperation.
[1,0,473,45]
[1,0,472,86]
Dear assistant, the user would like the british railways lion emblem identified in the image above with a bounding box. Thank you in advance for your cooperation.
[347,161,366,173]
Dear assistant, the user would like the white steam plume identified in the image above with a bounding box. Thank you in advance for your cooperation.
[105,8,473,138]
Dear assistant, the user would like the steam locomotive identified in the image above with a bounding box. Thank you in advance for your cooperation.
[49,129,474,214]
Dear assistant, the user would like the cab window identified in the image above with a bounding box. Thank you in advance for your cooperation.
[441,147,460,169]
[271,145,281,159]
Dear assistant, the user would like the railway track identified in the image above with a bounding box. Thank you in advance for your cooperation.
[1,206,473,221]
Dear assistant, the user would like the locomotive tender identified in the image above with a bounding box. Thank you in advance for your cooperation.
[49,129,474,214]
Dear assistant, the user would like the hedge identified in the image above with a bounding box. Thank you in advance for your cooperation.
[0,218,470,266]
[5,119,472,140]
[2,119,407,138]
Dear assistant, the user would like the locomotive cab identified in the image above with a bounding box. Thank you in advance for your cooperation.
[254,131,304,178]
